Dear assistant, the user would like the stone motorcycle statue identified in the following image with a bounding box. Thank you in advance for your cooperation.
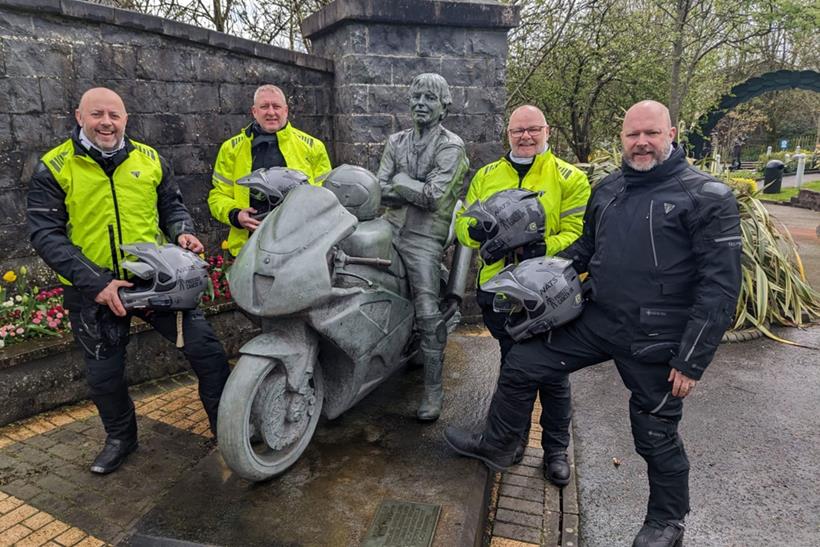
[217,165,472,481]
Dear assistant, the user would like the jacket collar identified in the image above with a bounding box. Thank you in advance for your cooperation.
[70,125,134,169]
[621,143,687,185]
[245,121,293,142]
[502,147,554,169]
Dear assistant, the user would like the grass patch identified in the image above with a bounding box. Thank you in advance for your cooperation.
[759,180,820,202]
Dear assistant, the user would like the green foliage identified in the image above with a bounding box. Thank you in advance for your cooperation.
[756,180,820,201]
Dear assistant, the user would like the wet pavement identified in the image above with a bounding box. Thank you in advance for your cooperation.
[1,203,818,547]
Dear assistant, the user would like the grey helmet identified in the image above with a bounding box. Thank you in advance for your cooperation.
[118,243,209,311]
[462,189,546,263]
[318,164,381,221]
[236,167,308,220]
[481,256,583,341]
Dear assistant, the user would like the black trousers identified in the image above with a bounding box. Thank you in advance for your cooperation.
[484,310,690,523]
[476,289,571,456]
[64,287,231,442]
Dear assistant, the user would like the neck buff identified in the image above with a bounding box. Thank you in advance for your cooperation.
[79,128,125,159]
[509,144,549,165]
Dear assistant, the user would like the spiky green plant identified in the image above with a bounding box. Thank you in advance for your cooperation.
[727,180,820,341]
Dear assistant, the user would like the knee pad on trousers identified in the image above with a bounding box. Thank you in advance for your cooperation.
[85,357,128,396]
[631,412,690,475]
[417,315,447,353]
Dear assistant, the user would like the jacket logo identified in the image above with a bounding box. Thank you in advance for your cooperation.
[131,171,141,178]
[663,203,675,214]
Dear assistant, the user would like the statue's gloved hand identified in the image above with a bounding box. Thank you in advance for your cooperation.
[380,183,405,207]
[391,172,426,202]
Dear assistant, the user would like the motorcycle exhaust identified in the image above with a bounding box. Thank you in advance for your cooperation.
[442,243,473,322]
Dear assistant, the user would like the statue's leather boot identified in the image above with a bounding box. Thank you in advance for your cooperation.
[543,452,571,487]
[417,353,443,421]
[90,437,138,475]
[632,520,685,547]
[443,426,516,472]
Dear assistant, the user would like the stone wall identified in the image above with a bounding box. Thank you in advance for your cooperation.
[0,0,334,281]
[303,0,516,173]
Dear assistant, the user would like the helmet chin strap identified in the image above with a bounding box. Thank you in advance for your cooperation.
[176,311,185,348]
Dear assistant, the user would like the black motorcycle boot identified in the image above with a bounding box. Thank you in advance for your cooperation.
[544,452,571,487]
[90,437,139,474]
[632,520,685,547]
[417,352,443,422]
[443,426,516,472]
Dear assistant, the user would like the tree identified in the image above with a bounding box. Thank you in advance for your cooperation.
[90,0,331,50]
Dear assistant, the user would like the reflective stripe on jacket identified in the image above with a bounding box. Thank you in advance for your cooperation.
[455,149,590,285]
[208,122,332,256]
[40,138,165,283]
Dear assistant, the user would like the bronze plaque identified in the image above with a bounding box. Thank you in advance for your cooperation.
[362,500,441,547]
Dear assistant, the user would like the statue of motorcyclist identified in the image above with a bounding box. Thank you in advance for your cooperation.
[377,73,469,421]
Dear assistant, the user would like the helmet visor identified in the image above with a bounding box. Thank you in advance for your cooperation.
[492,292,522,314]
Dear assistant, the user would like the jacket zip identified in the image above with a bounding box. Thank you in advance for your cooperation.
[595,196,617,241]
[649,199,658,267]
[633,341,676,357]
[108,225,120,280]
[107,174,125,278]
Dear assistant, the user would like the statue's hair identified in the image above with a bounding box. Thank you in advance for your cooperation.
[253,84,287,105]
[410,73,452,107]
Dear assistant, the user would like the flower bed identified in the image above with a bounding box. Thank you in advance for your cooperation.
[1,248,234,349]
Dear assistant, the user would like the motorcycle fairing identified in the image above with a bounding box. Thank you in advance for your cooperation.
[308,288,414,419]
[230,186,357,317]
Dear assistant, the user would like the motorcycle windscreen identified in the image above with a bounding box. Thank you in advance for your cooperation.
[230,185,357,317]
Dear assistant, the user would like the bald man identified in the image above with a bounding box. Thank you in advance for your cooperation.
[446,100,742,547]
[454,105,590,486]
[28,87,230,475]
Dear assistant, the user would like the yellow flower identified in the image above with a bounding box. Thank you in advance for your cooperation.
[220,240,229,251]
[2,271,17,283]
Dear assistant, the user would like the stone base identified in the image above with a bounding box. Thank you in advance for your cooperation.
[126,330,500,547]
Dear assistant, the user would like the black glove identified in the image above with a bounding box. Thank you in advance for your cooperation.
[468,221,498,243]
[518,240,546,260]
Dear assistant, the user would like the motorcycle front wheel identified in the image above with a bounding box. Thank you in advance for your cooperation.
[217,354,324,481]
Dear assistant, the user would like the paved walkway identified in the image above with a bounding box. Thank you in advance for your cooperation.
[0,373,213,546]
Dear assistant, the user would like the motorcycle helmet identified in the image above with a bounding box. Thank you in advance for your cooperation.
[236,167,308,220]
[318,164,381,221]
[462,189,545,263]
[481,256,583,341]
[118,243,209,311]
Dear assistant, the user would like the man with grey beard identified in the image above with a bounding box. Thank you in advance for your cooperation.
[444,100,742,547]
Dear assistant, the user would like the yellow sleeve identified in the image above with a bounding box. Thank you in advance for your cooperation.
[309,139,332,185]
[208,141,239,226]
[545,168,591,255]
[455,169,483,249]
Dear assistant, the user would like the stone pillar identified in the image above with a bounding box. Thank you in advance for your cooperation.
[302,0,518,175]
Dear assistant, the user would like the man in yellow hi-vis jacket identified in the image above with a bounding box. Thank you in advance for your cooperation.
[455,105,590,487]
[208,85,331,256]
[27,88,230,475]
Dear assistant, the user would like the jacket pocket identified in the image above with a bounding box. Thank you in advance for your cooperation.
[639,306,689,334]
[630,339,678,364]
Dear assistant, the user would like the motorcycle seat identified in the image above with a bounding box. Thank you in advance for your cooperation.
[339,217,395,263]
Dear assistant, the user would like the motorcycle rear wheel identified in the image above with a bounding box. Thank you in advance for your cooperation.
[217,354,323,481]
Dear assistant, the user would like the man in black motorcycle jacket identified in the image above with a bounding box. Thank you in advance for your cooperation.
[444,100,742,547]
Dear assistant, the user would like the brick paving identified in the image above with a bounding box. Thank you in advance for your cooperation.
[0,372,212,546]
[1,364,579,546]
[487,399,580,547]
